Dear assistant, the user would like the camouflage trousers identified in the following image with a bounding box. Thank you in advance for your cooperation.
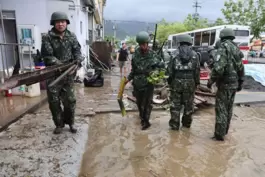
[169,91,195,129]
[46,77,76,127]
[215,89,236,137]
[133,85,154,123]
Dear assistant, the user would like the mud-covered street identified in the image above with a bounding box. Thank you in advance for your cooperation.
[1,68,265,177]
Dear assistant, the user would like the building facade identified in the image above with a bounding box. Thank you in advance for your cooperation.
[0,0,106,78]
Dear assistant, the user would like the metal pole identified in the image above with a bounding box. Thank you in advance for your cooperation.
[0,45,4,83]
[0,5,7,78]
[28,45,32,71]
[20,45,24,73]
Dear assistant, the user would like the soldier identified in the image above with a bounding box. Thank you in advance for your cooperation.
[207,40,221,69]
[166,34,200,130]
[41,11,83,134]
[125,31,164,130]
[207,28,244,141]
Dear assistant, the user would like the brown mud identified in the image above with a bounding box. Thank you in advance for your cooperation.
[1,68,265,177]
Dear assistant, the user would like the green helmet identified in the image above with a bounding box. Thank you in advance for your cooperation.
[136,31,149,44]
[50,11,70,25]
[178,34,193,45]
[215,40,221,49]
[219,28,235,39]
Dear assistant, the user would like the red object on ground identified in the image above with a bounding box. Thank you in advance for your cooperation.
[242,60,248,64]
[4,89,12,97]
[239,46,249,64]
[200,69,209,80]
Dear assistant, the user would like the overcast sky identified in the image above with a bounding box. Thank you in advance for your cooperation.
[104,0,225,23]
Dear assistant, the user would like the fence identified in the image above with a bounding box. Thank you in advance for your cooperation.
[0,43,33,83]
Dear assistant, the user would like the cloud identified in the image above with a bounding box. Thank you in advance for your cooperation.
[104,0,225,22]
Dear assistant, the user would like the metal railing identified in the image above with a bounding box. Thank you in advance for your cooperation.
[0,43,33,83]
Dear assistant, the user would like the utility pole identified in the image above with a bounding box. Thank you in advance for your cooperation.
[192,0,201,22]
[112,22,116,46]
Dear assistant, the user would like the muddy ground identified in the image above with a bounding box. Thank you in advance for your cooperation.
[1,68,265,177]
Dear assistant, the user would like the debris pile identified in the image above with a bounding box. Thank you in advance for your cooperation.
[127,83,216,111]
[243,76,265,92]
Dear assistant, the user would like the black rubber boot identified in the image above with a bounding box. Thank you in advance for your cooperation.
[69,125,77,133]
[141,120,151,130]
[53,127,63,134]
[169,111,180,130]
[169,119,180,130]
[182,114,192,128]
[211,133,224,141]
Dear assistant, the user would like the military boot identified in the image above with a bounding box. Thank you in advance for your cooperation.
[211,133,224,141]
[182,114,192,128]
[141,119,151,130]
[69,125,77,133]
[169,111,180,130]
[53,127,63,134]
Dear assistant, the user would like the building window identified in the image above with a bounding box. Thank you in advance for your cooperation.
[80,21,83,34]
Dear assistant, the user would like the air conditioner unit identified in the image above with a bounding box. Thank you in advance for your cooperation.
[82,6,93,13]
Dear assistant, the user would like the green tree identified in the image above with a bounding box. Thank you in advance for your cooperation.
[104,35,113,41]
[183,14,209,31]
[213,18,226,26]
[125,36,137,46]
[157,21,187,42]
[221,0,265,40]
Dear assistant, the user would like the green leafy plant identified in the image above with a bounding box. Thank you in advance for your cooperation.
[147,69,168,84]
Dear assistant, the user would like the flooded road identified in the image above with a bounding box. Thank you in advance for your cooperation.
[79,106,265,177]
[1,67,265,176]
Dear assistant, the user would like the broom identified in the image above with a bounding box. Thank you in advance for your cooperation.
[117,76,127,116]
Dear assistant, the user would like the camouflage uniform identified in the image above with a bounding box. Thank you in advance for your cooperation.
[207,40,221,69]
[127,31,164,130]
[41,12,83,134]
[207,28,244,141]
[167,34,200,130]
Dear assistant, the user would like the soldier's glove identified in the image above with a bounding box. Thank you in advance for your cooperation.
[43,56,62,66]
[207,79,213,89]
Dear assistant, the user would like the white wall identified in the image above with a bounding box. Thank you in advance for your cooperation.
[0,0,48,33]
[0,0,92,70]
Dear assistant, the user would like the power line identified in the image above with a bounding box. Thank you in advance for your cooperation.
[192,0,201,22]
[193,0,201,14]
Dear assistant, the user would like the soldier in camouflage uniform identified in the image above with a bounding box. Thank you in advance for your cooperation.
[207,40,221,69]
[167,34,200,130]
[125,31,164,130]
[41,11,83,134]
[207,28,244,141]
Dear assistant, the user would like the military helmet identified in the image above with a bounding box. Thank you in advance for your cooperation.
[136,31,150,44]
[50,11,70,25]
[215,40,221,49]
[219,28,235,39]
[178,34,193,45]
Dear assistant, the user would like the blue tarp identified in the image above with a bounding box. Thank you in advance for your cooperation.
[244,64,265,86]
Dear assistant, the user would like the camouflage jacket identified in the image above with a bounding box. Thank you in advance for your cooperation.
[128,48,164,90]
[210,39,245,89]
[41,28,83,64]
[167,45,200,92]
